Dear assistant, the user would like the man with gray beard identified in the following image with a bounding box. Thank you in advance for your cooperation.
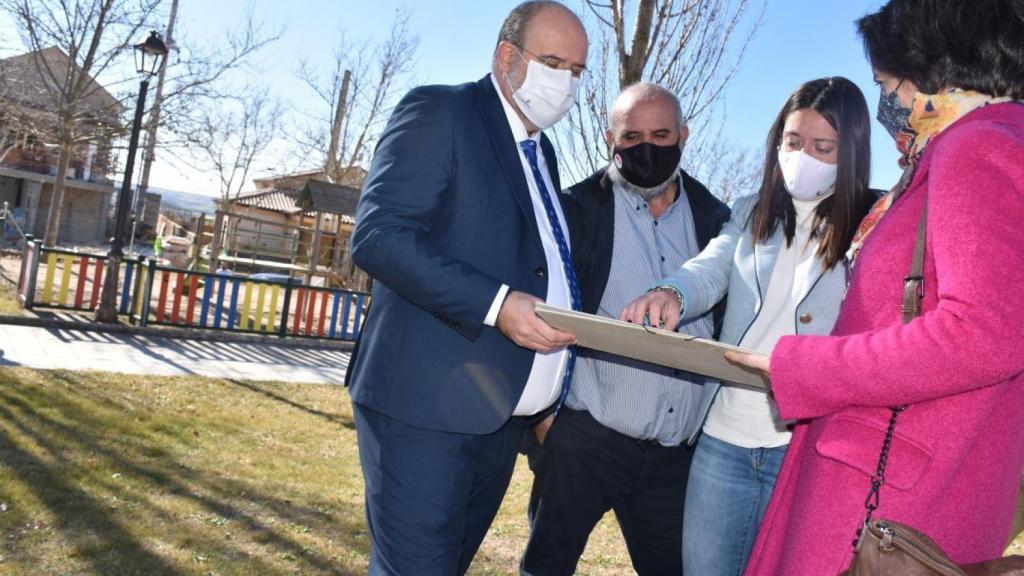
[521,83,730,575]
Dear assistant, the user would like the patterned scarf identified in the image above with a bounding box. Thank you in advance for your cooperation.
[847,89,1015,266]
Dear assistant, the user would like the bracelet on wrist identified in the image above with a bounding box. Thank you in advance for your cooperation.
[648,285,683,309]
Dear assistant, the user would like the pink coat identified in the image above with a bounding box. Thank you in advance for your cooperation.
[744,102,1024,575]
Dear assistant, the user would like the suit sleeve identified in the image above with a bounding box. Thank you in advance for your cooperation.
[770,122,1024,419]
[351,86,503,341]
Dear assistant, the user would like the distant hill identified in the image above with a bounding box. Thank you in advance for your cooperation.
[148,187,217,215]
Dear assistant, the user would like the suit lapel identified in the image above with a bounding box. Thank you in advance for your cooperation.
[475,76,543,248]
[753,228,784,302]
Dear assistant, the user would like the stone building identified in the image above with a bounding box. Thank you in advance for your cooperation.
[0,47,123,245]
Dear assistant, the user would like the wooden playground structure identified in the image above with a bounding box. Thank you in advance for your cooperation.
[155,180,370,292]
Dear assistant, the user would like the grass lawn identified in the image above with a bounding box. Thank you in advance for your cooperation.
[0,368,1020,575]
[0,281,23,316]
[0,368,631,575]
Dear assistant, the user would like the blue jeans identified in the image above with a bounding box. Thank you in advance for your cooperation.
[682,433,787,576]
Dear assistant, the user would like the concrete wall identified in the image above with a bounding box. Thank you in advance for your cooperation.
[32,183,111,246]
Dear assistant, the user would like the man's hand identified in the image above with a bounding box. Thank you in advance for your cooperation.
[619,289,682,331]
[532,413,554,445]
[496,291,576,352]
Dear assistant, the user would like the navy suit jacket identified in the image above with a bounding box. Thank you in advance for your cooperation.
[347,75,561,435]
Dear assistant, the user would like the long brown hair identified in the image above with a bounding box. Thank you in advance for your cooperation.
[750,77,874,269]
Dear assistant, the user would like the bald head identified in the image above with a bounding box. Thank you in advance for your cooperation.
[495,1,586,52]
[610,83,685,133]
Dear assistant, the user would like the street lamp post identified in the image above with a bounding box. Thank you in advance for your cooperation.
[95,31,168,323]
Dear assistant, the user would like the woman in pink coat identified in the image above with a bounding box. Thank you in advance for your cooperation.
[728,0,1024,573]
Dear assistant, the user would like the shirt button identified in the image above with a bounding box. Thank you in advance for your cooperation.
[535,266,546,278]
[660,256,665,262]
[668,407,674,413]
[799,313,813,324]
[654,221,659,226]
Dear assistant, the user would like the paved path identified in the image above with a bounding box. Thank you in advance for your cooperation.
[0,323,350,384]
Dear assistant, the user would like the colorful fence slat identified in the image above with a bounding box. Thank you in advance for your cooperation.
[19,242,36,301]
[186,275,200,325]
[119,260,135,314]
[171,271,185,324]
[240,282,254,330]
[57,255,73,306]
[133,263,148,318]
[74,256,89,309]
[304,290,317,336]
[291,288,305,334]
[41,252,57,305]
[226,279,241,329]
[90,258,104,310]
[254,284,267,332]
[317,291,329,337]
[339,293,353,340]
[268,284,280,332]
[155,271,170,323]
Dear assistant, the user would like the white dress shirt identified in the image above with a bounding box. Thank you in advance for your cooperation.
[484,73,572,416]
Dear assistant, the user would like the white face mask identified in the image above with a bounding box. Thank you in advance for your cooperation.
[508,59,579,130]
[777,149,837,201]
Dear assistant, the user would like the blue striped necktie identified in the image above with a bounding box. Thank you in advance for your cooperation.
[519,139,581,412]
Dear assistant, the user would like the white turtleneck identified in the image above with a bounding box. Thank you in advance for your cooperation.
[702,195,827,448]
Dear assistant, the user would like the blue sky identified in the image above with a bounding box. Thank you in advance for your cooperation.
[4,0,901,195]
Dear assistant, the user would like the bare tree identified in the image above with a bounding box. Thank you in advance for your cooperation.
[0,0,279,246]
[176,88,282,204]
[685,113,763,204]
[555,0,765,199]
[291,9,419,186]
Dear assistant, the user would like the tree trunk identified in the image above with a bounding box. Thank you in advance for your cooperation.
[325,69,352,182]
[619,0,658,86]
[43,142,74,246]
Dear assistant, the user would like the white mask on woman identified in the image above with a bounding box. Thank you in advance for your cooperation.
[508,59,579,130]
[777,149,837,201]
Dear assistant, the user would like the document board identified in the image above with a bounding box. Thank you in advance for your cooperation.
[535,303,770,390]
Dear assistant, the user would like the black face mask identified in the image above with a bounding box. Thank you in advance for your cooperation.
[612,140,682,189]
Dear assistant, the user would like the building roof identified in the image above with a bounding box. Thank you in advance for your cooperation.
[0,47,123,122]
[295,180,359,222]
[252,166,367,191]
[231,189,304,214]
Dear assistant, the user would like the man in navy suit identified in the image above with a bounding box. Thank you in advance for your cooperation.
[347,2,588,573]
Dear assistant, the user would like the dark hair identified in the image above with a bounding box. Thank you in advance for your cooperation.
[750,77,875,270]
[496,1,565,49]
[857,0,1024,98]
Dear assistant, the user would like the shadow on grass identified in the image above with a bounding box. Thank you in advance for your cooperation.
[223,378,354,429]
[0,369,368,575]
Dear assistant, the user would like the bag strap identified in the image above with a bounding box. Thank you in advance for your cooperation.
[902,203,928,323]
[853,200,928,551]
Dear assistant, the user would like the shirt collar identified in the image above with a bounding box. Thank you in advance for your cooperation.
[612,173,685,215]
[490,73,540,144]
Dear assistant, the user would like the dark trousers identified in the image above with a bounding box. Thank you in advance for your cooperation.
[522,407,694,576]
[353,402,525,575]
